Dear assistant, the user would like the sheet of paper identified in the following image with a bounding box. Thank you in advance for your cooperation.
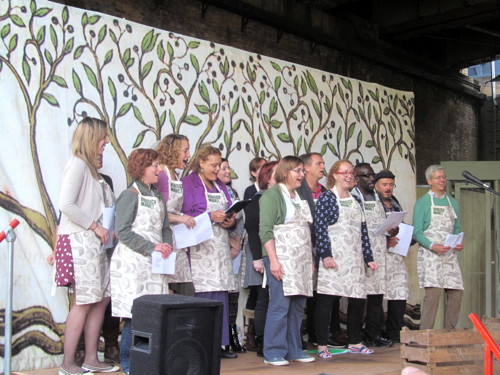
[151,251,177,274]
[102,205,115,249]
[375,211,407,235]
[172,212,214,248]
[444,232,464,248]
[388,223,414,257]
[232,251,243,275]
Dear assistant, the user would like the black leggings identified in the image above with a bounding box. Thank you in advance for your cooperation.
[315,294,365,345]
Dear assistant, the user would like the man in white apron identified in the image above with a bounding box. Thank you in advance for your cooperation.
[375,170,411,342]
[413,165,464,330]
[353,163,394,348]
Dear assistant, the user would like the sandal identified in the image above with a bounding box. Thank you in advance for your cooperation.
[348,344,374,354]
[317,350,333,359]
[58,367,90,375]
[81,363,120,373]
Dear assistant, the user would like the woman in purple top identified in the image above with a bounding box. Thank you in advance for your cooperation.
[181,145,238,358]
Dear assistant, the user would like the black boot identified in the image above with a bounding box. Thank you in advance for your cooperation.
[230,324,247,353]
[245,318,256,351]
[221,346,238,359]
[255,335,264,357]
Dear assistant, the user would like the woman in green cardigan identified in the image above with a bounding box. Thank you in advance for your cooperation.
[258,156,315,366]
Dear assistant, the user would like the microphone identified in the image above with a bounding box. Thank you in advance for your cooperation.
[0,219,20,243]
[462,170,492,190]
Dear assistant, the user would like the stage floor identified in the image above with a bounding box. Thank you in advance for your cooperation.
[15,344,404,375]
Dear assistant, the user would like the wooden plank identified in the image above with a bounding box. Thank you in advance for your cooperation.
[401,344,483,363]
[400,328,500,346]
[482,316,500,331]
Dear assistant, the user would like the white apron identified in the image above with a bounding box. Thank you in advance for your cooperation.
[385,211,409,300]
[417,192,464,290]
[71,179,115,305]
[163,167,192,284]
[190,178,235,293]
[110,183,169,318]
[355,188,387,296]
[272,185,313,297]
[317,188,367,298]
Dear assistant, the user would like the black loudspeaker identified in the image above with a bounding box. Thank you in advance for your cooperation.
[130,294,223,375]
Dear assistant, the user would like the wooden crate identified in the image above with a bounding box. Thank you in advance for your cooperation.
[400,328,500,375]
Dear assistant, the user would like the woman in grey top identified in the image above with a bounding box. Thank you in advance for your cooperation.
[110,148,172,375]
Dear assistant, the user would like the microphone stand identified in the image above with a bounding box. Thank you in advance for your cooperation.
[3,224,18,375]
[464,178,500,197]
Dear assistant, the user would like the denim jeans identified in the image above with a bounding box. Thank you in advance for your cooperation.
[263,257,306,360]
[120,318,131,374]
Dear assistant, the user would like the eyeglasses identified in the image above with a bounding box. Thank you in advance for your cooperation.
[335,171,355,176]
[291,168,306,174]
[430,176,446,181]
[357,173,375,178]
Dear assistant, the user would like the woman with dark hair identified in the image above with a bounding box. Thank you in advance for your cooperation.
[110,148,173,375]
[156,134,195,296]
[244,161,278,356]
[314,160,377,358]
[56,117,119,375]
[243,157,267,200]
[182,145,238,358]
[259,156,315,366]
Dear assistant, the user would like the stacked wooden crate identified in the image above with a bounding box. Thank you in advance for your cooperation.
[400,324,500,374]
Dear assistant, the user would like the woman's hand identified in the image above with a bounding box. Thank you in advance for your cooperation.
[93,225,109,245]
[253,259,265,273]
[211,209,227,224]
[454,243,464,251]
[270,259,285,281]
[387,236,399,248]
[367,262,378,271]
[220,213,236,228]
[154,243,173,259]
[229,247,240,259]
[181,214,196,229]
[431,244,450,254]
[322,256,337,269]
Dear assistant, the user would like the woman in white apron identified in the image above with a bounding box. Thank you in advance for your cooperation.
[111,149,173,375]
[258,156,315,366]
[181,146,238,359]
[413,165,464,330]
[156,134,195,296]
[56,117,119,374]
[314,160,378,358]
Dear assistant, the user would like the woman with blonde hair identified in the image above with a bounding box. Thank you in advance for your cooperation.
[156,134,195,296]
[181,145,238,358]
[56,117,119,374]
[314,160,377,358]
[259,155,315,366]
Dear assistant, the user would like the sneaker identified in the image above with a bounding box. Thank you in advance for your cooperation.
[348,344,374,354]
[291,353,315,363]
[264,357,290,366]
[364,336,394,348]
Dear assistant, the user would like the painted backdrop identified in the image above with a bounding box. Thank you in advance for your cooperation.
[0,0,415,370]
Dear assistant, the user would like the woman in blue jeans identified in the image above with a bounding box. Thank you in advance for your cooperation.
[258,156,315,366]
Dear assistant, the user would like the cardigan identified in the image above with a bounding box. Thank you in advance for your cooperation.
[114,180,172,256]
[181,172,233,219]
[59,157,105,235]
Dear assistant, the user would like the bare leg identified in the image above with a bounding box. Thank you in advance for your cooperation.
[83,297,111,367]
[61,303,91,373]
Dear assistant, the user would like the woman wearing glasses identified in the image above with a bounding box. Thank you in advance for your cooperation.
[259,156,315,366]
[314,160,378,358]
